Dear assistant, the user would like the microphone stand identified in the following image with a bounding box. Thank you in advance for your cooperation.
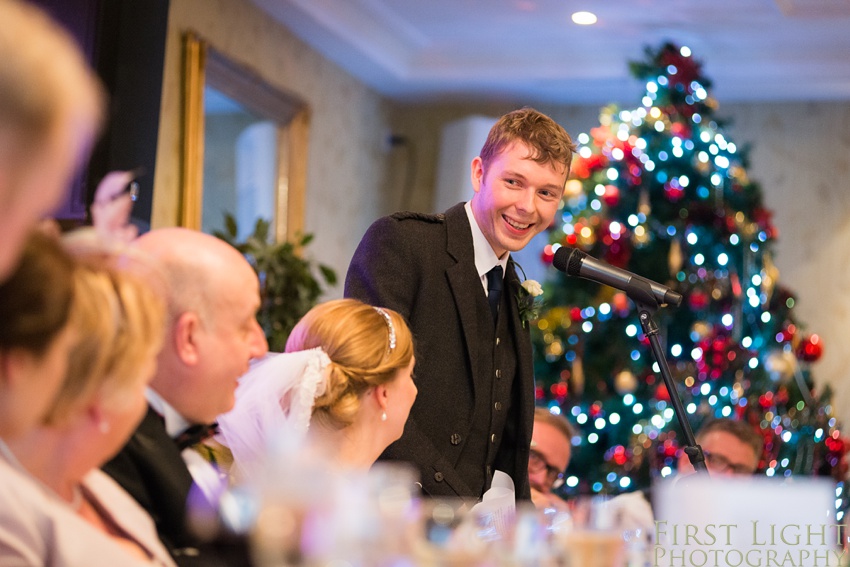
[626,278,708,473]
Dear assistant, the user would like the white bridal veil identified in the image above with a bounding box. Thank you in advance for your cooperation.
[216,347,331,482]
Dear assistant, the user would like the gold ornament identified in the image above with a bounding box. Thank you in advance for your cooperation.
[571,355,585,395]
[668,238,683,275]
[691,321,712,340]
[564,179,584,199]
[761,252,779,303]
[765,349,798,383]
[615,370,638,394]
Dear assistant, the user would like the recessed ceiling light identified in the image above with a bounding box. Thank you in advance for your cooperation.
[571,11,598,25]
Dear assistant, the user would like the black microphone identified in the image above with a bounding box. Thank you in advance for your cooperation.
[552,247,682,307]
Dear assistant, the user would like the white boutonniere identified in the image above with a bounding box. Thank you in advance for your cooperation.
[515,263,543,328]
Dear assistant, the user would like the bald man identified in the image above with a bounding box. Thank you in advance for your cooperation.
[102,228,268,566]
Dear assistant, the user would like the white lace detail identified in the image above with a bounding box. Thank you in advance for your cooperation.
[216,348,331,482]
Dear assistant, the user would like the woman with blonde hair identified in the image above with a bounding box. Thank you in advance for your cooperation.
[0,244,176,566]
[217,298,417,480]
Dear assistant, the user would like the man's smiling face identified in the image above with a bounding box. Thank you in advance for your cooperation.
[470,141,567,258]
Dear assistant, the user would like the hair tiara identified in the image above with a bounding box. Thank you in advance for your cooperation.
[373,307,397,353]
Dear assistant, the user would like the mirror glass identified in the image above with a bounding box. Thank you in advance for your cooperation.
[202,86,278,240]
[181,32,309,243]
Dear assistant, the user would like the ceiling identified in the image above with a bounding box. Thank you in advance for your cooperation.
[250,0,850,105]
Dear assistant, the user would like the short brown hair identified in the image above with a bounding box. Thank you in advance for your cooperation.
[534,406,576,443]
[479,108,576,179]
[0,231,75,356]
[285,299,414,429]
[697,418,763,461]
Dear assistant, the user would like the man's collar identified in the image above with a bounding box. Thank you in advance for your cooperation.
[464,201,509,278]
[146,388,191,438]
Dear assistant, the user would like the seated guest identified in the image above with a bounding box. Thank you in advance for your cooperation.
[0,0,103,281]
[102,228,269,566]
[0,231,76,437]
[218,298,417,481]
[529,407,575,512]
[609,417,763,535]
[677,417,762,477]
[0,241,173,565]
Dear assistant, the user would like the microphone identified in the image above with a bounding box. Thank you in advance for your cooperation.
[552,247,682,307]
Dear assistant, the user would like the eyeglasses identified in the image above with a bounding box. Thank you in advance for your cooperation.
[528,449,565,489]
[703,450,756,475]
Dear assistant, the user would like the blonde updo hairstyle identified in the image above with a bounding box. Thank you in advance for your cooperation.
[285,299,413,430]
[43,246,166,425]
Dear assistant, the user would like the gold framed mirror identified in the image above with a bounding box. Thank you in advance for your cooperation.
[181,31,309,243]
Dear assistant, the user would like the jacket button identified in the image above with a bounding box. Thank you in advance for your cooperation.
[495,369,501,379]
[490,434,496,443]
[496,337,500,346]
[494,402,502,411]
[450,433,462,445]
[434,472,444,482]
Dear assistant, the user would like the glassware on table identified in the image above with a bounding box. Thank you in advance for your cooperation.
[553,496,626,567]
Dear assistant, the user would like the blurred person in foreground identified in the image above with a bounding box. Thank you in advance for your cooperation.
[529,407,575,512]
[0,0,103,281]
[0,232,77,438]
[218,298,417,482]
[102,228,269,566]
[346,108,576,501]
[0,239,174,566]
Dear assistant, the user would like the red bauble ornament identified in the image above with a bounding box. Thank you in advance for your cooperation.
[796,334,823,362]
[541,245,555,264]
[655,383,671,402]
[602,185,620,207]
[569,307,583,322]
[688,291,710,311]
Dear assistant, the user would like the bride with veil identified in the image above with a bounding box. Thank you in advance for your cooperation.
[216,299,417,483]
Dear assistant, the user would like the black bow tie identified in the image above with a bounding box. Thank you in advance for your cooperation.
[173,422,219,451]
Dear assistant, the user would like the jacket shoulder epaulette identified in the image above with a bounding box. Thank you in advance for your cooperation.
[389,211,445,223]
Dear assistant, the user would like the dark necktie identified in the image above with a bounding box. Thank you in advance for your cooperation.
[487,265,503,325]
[174,422,219,451]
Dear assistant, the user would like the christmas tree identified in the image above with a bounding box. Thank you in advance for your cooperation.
[532,42,848,505]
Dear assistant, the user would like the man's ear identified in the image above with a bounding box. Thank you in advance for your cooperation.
[470,156,484,193]
[173,312,202,366]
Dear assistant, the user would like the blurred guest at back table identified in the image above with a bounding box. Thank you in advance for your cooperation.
[529,407,575,512]
[0,239,174,566]
[0,0,103,281]
[677,417,762,477]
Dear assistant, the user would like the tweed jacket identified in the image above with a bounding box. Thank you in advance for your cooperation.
[345,202,534,501]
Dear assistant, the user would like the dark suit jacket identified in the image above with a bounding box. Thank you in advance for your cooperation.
[102,406,237,567]
[345,203,534,501]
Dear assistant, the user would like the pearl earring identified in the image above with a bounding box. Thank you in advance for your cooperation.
[381,411,387,422]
